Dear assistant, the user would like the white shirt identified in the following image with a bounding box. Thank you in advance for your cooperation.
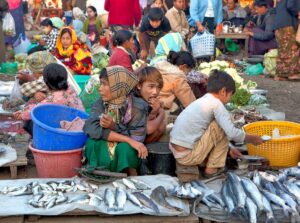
[170,93,246,149]
[205,0,215,17]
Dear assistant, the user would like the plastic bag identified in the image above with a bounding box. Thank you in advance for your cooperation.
[9,79,24,104]
[79,76,100,114]
[2,12,16,37]
[13,35,31,55]
[245,63,264,76]
[248,94,267,106]
[263,49,277,77]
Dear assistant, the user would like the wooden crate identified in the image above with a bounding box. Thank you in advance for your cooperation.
[176,162,200,182]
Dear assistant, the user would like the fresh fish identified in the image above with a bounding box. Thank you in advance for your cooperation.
[104,188,115,211]
[29,200,40,208]
[133,192,160,214]
[150,186,181,212]
[201,196,222,210]
[55,195,68,205]
[46,197,57,209]
[206,193,225,208]
[277,173,287,183]
[286,182,300,201]
[89,194,102,207]
[259,172,277,182]
[115,187,127,211]
[190,181,214,197]
[253,170,261,187]
[261,189,290,218]
[190,186,202,197]
[245,197,257,223]
[227,172,247,210]
[68,194,90,204]
[112,181,127,190]
[129,178,151,190]
[241,177,264,213]
[262,195,275,223]
[32,186,41,196]
[277,190,300,222]
[9,186,32,196]
[283,167,300,177]
[263,182,276,194]
[127,192,143,208]
[122,178,137,190]
[33,194,43,202]
[221,181,235,213]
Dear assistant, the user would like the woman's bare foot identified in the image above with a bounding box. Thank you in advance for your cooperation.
[126,168,137,176]
[274,76,287,81]
[288,75,300,80]
[204,167,219,175]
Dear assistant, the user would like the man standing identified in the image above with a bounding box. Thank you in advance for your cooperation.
[223,0,247,26]
[0,0,9,64]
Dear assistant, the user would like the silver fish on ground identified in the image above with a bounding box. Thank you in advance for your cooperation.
[122,178,137,190]
[245,197,258,223]
[285,182,300,202]
[277,189,300,221]
[262,195,275,223]
[150,186,182,212]
[261,189,290,218]
[253,170,262,187]
[8,186,32,196]
[221,180,235,214]
[241,177,264,214]
[127,192,143,209]
[133,192,160,214]
[104,188,115,211]
[68,194,90,204]
[129,178,151,190]
[227,172,247,210]
[89,194,102,207]
[115,187,127,211]
[201,196,223,210]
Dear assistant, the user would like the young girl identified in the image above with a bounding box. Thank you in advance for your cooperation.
[135,66,166,143]
[54,27,92,75]
[109,30,135,72]
[154,50,196,112]
[82,6,102,46]
[83,66,149,176]
[14,63,84,135]
[143,0,167,14]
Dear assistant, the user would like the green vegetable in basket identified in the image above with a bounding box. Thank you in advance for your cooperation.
[231,86,251,107]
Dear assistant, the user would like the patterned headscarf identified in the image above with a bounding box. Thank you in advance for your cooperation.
[106,66,139,106]
[27,51,57,74]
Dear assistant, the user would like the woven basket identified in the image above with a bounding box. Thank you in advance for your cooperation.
[190,31,215,58]
[244,121,300,167]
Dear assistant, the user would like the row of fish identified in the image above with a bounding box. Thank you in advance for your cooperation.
[196,167,300,223]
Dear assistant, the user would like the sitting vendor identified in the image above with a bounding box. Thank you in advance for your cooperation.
[135,66,166,144]
[244,0,277,55]
[54,27,92,75]
[83,66,149,176]
[154,50,196,113]
[169,70,264,178]
[14,63,84,135]
[223,0,247,27]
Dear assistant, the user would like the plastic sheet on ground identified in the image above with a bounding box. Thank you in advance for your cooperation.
[0,144,17,167]
[0,175,190,216]
[193,176,291,223]
[0,81,14,96]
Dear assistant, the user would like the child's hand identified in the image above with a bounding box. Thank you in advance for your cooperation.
[128,139,148,159]
[149,97,161,115]
[100,114,115,129]
[139,49,148,61]
[34,92,46,102]
[13,111,23,120]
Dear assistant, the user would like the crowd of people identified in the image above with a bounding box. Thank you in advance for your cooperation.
[0,0,299,177]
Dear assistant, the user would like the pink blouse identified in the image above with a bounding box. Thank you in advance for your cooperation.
[20,86,84,121]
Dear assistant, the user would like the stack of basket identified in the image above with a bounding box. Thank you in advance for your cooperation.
[30,104,89,178]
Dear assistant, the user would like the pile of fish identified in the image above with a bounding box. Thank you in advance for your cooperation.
[0,177,100,209]
[195,166,300,223]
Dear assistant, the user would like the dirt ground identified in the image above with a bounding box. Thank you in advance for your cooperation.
[244,75,300,123]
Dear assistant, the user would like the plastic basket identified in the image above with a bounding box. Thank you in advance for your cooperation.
[190,31,215,58]
[244,121,300,167]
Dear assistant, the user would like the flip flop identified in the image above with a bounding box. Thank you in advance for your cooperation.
[203,167,226,179]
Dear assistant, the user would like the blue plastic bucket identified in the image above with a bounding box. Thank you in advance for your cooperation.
[31,104,89,151]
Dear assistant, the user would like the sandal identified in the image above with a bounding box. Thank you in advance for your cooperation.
[203,167,226,179]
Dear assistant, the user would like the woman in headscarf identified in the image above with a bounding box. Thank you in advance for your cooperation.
[150,32,182,65]
[83,66,149,176]
[54,27,92,75]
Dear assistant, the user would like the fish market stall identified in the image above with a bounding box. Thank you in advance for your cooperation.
[192,167,300,223]
[0,175,190,217]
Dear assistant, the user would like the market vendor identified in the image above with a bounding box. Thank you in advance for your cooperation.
[13,63,84,135]
[82,6,102,46]
[154,50,196,113]
[83,66,149,176]
[169,70,264,178]
[244,0,277,55]
[54,27,92,75]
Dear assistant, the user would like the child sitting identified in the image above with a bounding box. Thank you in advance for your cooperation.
[170,70,264,177]
[14,63,84,135]
[138,7,171,61]
[83,66,149,176]
[135,66,166,143]
[109,30,135,72]
[165,0,189,48]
